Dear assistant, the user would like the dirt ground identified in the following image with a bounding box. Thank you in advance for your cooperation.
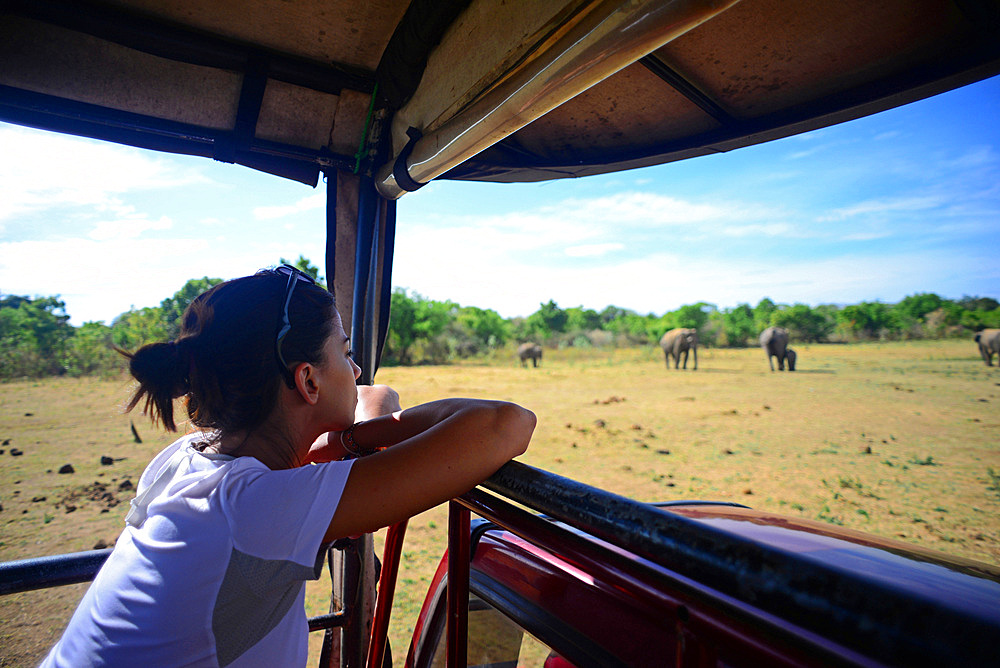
[2,340,998,665]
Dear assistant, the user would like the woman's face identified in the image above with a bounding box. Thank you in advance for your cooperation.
[317,313,362,428]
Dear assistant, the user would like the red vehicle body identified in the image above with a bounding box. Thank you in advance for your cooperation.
[395,470,1000,668]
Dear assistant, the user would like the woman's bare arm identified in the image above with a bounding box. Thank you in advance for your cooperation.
[322,389,535,542]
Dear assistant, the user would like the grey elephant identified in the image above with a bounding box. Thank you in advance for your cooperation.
[660,328,698,370]
[785,347,797,371]
[760,326,792,371]
[518,342,543,368]
[975,329,1000,366]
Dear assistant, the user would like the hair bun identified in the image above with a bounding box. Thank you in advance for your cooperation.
[129,340,191,402]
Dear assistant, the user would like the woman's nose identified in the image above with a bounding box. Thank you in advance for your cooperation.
[351,358,362,379]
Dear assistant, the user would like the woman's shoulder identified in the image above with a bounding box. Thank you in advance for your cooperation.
[138,431,221,488]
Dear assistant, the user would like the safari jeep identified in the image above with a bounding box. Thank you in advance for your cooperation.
[2,1,1000,666]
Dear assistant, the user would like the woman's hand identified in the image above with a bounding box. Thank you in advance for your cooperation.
[356,384,401,421]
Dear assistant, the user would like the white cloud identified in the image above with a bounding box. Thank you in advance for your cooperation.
[719,223,793,238]
[839,231,892,241]
[0,237,211,323]
[820,195,945,221]
[785,147,826,160]
[416,191,776,255]
[944,145,996,169]
[391,232,997,317]
[0,125,204,223]
[88,215,173,241]
[555,192,731,226]
[565,243,624,257]
[253,192,325,219]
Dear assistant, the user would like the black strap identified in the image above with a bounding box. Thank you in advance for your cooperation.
[392,126,426,192]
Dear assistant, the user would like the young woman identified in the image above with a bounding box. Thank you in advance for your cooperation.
[40,266,535,667]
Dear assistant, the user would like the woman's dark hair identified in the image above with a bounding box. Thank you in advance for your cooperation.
[122,269,337,432]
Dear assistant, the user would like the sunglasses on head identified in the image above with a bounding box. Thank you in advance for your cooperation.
[274,264,317,387]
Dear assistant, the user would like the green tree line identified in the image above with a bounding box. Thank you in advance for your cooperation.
[3,257,998,378]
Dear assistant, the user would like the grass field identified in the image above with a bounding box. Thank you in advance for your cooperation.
[2,339,999,665]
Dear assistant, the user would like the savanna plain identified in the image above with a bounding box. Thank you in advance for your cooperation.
[1,340,998,666]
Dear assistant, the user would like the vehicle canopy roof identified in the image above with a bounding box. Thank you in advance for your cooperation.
[4,0,999,195]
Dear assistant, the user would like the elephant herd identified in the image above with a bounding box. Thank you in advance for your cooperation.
[658,326,796,372]
[516,327,999,370]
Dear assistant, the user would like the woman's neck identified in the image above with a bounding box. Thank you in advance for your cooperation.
[215,421,307,470]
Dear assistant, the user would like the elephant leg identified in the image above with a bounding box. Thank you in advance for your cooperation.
[681,350,687,369]
[764,348,774,371]
[532,357,537,368]
[692,347,698,371]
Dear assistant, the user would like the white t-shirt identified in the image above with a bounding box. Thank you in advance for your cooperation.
[40,432,354,667]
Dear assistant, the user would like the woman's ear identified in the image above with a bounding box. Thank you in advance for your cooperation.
[293,363,321,405]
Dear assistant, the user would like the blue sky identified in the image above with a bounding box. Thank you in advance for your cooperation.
[1,74,998,326]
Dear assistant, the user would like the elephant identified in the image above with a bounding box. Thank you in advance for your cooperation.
[786,347,797,371]
[975,329,1000,366]
[518,342,543,368]
[660,328,698,370]
[760,326,792,371]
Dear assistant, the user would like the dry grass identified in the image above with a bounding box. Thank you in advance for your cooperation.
[2,340,998,665]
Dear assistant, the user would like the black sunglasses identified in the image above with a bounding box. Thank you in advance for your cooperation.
[274,264,317,386]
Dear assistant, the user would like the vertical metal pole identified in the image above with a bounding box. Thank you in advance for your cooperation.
[351,176,378,384]
[324,170,337,297]
[366,520,409,668]
[447,502,470,668]
[319,169,342,668]
[338,174,395,668]
[341,535,375,668]
[343,176,382,667]
[374,200,395,367]
[362,198,382,383]
[319,548,343,668]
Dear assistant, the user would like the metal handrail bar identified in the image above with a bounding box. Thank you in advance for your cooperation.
[471,461,1000,667]
[308,612,348,633]
[455,488,868,667]
[0,549,350,636]
[446,502,470,668]
[0,548,113,595]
